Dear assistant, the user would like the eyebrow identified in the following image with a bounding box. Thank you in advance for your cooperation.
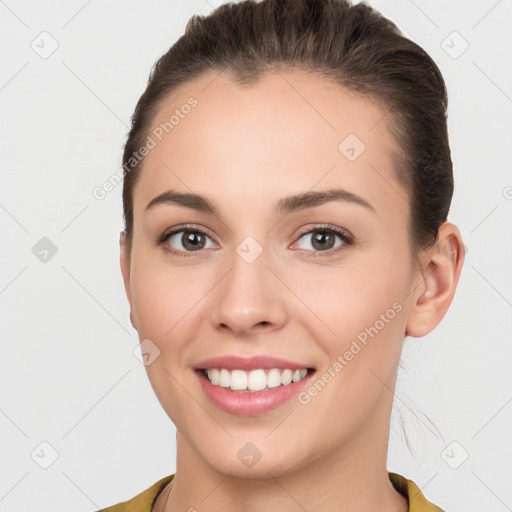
[145,188,376,216]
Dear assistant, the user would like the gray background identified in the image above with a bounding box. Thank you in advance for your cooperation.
[1,0,511,510]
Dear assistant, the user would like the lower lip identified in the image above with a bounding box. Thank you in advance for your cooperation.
[195,370,315,416]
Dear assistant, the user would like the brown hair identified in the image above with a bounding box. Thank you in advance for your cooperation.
[121,0,453,269]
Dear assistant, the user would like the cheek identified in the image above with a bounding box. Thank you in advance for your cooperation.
[297,256,408,363]
[131,271,171,338]
[129,262,209,424]
[130,255,210,339]
[299,255,406,315]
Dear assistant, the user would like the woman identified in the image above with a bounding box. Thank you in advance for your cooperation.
[101,0,464,510]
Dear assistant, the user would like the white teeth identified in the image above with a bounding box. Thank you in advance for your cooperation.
[292,369,302,382]
[209,368,219,385]
[204,368,310,392]
[248,369,267,391]
[267,368,282,388]
[230,370,247,390]
[217,369,230,387]
[281,369,293,385]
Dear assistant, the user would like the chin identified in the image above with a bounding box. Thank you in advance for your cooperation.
[198,441,308,480]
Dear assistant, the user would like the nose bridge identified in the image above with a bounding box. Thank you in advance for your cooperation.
[211,236,286,334]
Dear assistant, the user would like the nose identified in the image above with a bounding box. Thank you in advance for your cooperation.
[211,248,287,337]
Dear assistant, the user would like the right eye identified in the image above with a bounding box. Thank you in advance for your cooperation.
[157,226,218,257]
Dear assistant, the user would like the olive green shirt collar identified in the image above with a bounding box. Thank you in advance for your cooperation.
[98,472,445,511]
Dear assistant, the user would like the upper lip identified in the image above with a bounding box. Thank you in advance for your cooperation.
[194,355,315,371]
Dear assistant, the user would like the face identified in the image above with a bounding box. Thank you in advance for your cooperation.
[121,69,428,478]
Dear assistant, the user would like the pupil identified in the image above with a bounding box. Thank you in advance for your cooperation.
[313,231,333,250]
[183,231,204,250]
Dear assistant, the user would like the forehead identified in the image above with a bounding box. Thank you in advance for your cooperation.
[134,69,407,223]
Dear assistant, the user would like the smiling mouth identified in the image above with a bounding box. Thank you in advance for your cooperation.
[198,367,316,393]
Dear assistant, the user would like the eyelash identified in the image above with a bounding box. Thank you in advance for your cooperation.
[155,224,355,259]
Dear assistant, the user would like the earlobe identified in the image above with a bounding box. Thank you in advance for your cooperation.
[119,231,138,331]
[405,222,465,338]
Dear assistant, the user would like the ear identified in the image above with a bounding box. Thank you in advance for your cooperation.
[405,222,465,338]
[119,231,138,331]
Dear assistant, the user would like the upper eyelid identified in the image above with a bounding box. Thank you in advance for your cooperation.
[295,225,351,239]
[163,224,218,243]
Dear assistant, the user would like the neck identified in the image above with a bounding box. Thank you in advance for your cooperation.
[154,419,408,512]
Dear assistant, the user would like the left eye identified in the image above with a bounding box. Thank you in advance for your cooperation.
[293,228,351,253]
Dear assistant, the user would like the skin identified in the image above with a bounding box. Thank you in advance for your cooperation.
[119,69,465,512]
